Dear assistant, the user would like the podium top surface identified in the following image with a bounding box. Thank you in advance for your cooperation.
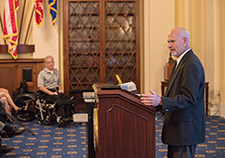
[97,89,155,114]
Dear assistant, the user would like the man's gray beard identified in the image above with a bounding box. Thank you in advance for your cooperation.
[172,52,178,57]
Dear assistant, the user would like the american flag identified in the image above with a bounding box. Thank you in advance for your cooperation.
[2,0,19,59]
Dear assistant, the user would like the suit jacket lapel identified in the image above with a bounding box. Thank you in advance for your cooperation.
[165,50,193,96]
[165,65,180,96]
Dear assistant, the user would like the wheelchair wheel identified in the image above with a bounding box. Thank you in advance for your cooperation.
[13,93,36,122]
[34,105,52,126]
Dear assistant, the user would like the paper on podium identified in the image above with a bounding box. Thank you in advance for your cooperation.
[119,81,137,93]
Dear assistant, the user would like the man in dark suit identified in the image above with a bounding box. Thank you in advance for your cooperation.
[141,27,205,158]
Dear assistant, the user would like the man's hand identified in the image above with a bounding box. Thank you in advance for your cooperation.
[0,88,8,93]
[58,90,63,93]
[140,89,161,106]
[50,91,58,95]
[39,86,58,95]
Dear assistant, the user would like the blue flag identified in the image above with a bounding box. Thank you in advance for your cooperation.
[48,0,57,27]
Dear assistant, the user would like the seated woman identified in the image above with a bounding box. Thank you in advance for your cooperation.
[0,88,20,120]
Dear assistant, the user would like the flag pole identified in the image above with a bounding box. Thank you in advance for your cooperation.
[18,0,27,44]
[24,5,35,44]
[0,13,6,45]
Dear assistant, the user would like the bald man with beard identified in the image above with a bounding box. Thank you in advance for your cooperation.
[141,27,205,158]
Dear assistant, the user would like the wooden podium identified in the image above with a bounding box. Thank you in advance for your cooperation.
[96,89,155,158]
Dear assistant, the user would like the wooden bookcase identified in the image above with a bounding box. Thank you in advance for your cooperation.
[63,0,140,94]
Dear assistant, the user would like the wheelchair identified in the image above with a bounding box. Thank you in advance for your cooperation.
[13,91,76,126]
[13,92,37,122]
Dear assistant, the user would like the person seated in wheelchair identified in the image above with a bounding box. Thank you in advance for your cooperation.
[38,55,63,96]
[38,55,74,125]
[38,55,70,101]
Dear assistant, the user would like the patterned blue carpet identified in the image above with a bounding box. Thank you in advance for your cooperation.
[2,112,225,158]
[155,112,225,158]
[1,121,87,158]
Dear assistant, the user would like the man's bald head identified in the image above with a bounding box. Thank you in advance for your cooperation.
[167,27,190,57]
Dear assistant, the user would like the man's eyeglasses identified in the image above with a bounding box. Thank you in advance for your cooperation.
[47,61,54,64]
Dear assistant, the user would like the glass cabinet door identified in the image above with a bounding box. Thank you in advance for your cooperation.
[105,1,137,84]
[68,1,100,90]
[64,0,140,92]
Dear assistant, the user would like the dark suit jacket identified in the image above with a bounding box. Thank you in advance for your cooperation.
[161,49,205,146]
